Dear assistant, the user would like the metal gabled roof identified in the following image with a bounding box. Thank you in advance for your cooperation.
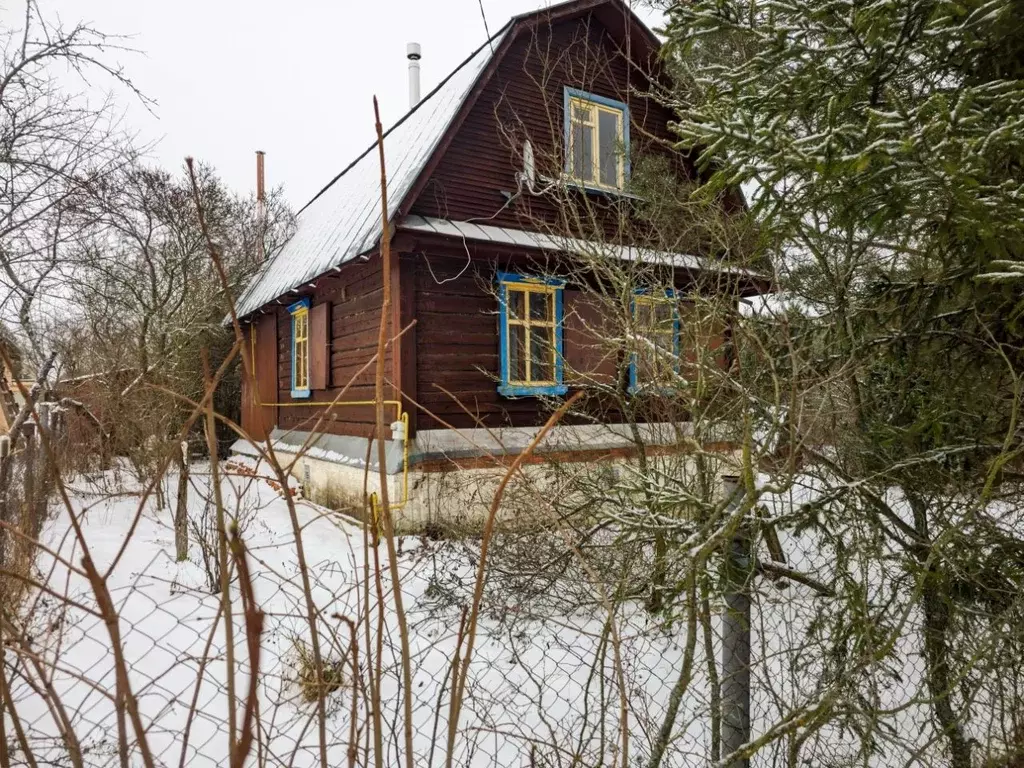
[233,25,509,319]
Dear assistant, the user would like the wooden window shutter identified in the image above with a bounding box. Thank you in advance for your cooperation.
[309,302,330,390]
[562,289,618,386]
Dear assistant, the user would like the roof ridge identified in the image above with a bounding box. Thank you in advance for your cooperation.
[298,19,513,215]
[511,0,605,22]
[512,0,661,58]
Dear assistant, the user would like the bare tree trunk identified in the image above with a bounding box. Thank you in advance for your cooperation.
[22,425,36,533]
[721,476,750,768]
[154,462,166,511]
[908,493,972,768]
[648,534,668,614]
[623,417,666,614]
[0,437,11,572]
[175,441,189,562]
[702,586,722,763]
[33,404,52,532]
[371,96,415,768]
[647,573,699,768]
[921,572,971,768]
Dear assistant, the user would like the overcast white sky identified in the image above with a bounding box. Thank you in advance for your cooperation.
[2,0,664,209]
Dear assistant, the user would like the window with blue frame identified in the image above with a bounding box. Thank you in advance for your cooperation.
[629,290,681,393]
[564,88,630,191]
[497,273,567,397]
[288,298,311,399]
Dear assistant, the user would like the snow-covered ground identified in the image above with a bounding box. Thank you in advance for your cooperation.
[6,460,958,767]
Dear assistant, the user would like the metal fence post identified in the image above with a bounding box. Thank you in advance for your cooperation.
[720,474,751,768]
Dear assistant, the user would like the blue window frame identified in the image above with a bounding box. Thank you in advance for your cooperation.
[288,298,311,399]
[564,87,630,191]
[629,289,681,394]
[497,272,568,397]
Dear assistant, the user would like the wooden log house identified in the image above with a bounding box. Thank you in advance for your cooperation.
[233,0,765,528]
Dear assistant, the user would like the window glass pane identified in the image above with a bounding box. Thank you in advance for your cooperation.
[635,299,653,329]
[502,279,563,389]
[654,301,673,327]
[634,296,677,387]
[655,303,674,343]
[572,103,592,124]
[637,340,659,383]
[507,287,525,320]
[296,338,307,389]
[572,123,593,181]
[639,347,671,383]
[598,109,621,187]
[509,323,527,382]
[529,291,551,322]
[530,327,554,382]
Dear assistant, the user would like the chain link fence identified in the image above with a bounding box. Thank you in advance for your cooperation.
[2,456,1022,767]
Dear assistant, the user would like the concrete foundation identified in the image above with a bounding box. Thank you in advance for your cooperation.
[231,422,736,533]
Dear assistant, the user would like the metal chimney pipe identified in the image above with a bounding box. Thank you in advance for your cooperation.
[255,150,267,260]
[255,150,266,203]
[407,42,422,109]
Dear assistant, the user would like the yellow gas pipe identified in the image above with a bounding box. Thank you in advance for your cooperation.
[247,327,411,515]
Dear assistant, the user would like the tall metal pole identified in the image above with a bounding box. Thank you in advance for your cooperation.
[720,475,751,768]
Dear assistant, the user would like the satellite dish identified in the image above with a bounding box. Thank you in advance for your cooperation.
[522,140,536,187]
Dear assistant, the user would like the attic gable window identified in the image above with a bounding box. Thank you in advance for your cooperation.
[289,298,311,399]
[497,273,568,397]
[564,88,629,191]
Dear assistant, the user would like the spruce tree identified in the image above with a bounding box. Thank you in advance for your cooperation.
[654,1,1024,764]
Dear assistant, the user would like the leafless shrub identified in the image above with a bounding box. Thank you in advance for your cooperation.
[291,635,349,704]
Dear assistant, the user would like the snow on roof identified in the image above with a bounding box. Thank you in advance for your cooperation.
[399,215,762,277]
[234,27,509,319]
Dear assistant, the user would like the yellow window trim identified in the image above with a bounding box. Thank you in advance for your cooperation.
[504,282,558,386]
[567,95,626,191]
[632,293,679,387]
[634,294,676,337]
[292,305,310,393]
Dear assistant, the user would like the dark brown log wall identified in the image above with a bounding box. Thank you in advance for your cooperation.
[251,245,730,438]
[264,255,399,439]
[241,314,278,442]
[413,252,543,430]
[409,11,693,238]
[411,246,729,432]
